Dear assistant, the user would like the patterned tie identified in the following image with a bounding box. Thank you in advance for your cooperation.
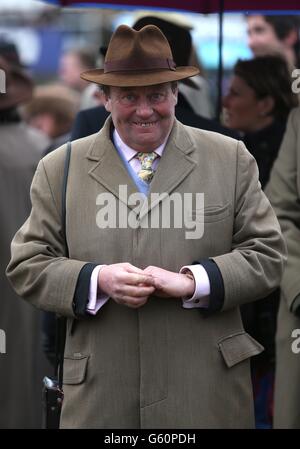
[136,151,158,183]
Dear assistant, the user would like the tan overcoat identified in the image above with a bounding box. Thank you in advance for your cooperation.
[7,118,286,428]
[265,107,300,428]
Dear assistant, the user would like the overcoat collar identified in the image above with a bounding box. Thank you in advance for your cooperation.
[86,116,197,217]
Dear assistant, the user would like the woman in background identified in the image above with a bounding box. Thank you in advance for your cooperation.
[223,55,298,188]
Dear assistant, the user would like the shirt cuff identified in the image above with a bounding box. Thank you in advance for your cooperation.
[180,264,210,309]
[87,265,109,315]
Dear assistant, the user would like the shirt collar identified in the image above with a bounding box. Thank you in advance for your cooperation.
[113,128,166,162]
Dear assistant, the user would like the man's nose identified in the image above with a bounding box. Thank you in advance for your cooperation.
[136,99,153,117]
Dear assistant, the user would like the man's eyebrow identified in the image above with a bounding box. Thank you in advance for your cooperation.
[118,87,134,93]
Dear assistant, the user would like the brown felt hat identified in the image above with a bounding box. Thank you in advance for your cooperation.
[80,24,200,87]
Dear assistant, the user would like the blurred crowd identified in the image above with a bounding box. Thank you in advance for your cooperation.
[1,12,300,429]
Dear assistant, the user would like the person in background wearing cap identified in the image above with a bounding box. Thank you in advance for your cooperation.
[0,53,50,428]
[7,25,285,429]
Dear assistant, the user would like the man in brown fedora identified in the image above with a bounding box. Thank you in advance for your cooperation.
[7,25,286,429]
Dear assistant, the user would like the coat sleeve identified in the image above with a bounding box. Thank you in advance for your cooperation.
[211,140,287,312]
[265,108,300,312]
[6,153,88,317]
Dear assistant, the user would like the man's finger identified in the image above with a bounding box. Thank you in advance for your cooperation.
[124,264,146,274]
[123,272,155,287]
[117,285,155,298]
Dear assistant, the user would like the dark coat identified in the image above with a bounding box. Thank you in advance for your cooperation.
[243,120,287,189]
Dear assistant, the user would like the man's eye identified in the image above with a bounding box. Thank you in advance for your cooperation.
[150,93,165,102]
[125,95,136,101]
[120,94,137,105]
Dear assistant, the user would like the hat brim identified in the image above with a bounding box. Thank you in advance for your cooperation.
[80,66,200,87]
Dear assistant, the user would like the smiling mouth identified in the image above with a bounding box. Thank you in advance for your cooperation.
[133,121,158,127]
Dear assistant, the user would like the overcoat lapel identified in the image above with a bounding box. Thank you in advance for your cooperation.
[86,117,138,210]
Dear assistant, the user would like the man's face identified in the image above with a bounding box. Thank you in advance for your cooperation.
[247,15,283,56]
[103,82,178,152]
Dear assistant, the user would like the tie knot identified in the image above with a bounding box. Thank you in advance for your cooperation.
[136,151,158,166]
[136,151,158,183]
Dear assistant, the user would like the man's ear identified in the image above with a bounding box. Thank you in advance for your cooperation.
[172,84,178,106]
[103,94,112,113]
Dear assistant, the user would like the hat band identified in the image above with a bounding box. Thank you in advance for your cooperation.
[104,57,176,73]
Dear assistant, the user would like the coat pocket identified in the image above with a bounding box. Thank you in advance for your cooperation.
[189,203,232,223]
[218,332,264,368]
[63,354,89,385]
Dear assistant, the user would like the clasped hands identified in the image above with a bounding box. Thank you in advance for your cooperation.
[98,263,195,308]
